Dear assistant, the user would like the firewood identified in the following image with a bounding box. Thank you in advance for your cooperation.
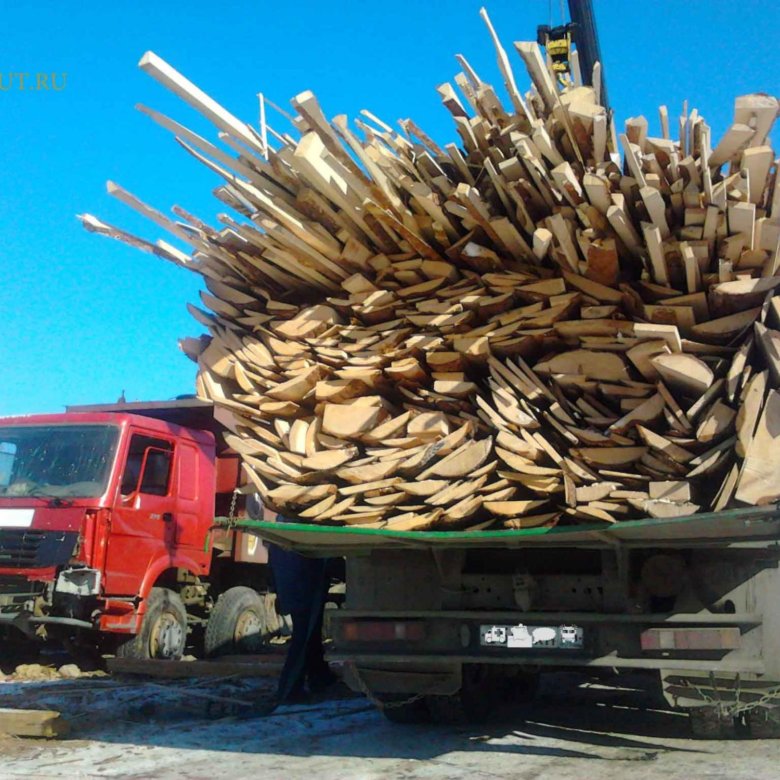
[627,340,671,381]
[339,478,403,497]
[575,482,622,503]
[712,464,740,511]
[736,371,768,457]
[427,475,488,506]
[336,460,399,484]
[496,447,559,476]
[301,448,358,472]
[608,393,665,434]
[81,21,780,532]
[690,307,762,343]
[735,390,780,505]
[688,378,727,421]
[504,512,561,530]
[651,354,714,397]
[710,278,780,317]
[754,322,780,386]
[417,438,493,479]
[636,425,695,464]
[570,505,618,523]
[535,350,630,382]
[322,403,387,439]
[696,400,736,443]
[649,481,692,502]
[633,499,701,519]
[571,447,648,467]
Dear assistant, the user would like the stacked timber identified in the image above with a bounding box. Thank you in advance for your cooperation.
[81,9,780,532]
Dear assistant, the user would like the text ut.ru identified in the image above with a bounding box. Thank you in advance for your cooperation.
[0,73,67,91]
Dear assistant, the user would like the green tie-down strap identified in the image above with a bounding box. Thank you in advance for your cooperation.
[213,504,780,553]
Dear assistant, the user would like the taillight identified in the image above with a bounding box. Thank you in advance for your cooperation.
[641,628,741,651]
[342,620,426,642]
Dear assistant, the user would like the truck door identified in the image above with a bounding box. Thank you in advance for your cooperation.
[173,441,204,551]
[103,433,176,596]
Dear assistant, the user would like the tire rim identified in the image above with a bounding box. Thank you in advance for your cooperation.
[234,609,262,644]
[149,610,184,659]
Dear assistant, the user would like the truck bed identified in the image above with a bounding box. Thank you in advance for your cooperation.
[220,504,780,556]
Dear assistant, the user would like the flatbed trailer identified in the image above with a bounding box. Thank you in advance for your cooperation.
[227,505,780,735]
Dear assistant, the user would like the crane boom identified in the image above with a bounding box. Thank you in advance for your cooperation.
[567,0,609,110]
[536,0,609,112]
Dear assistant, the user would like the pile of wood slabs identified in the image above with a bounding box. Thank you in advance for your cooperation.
[80,9,780,531]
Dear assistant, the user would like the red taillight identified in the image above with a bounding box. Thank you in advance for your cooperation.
[641,628,741,651]
[342,620,425,642]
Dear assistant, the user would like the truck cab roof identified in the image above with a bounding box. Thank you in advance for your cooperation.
[0,407,215,447]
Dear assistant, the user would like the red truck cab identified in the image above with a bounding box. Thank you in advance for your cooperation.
[0,399,275,659]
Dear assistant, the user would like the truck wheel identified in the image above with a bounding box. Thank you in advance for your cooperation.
[378,695,431,724]
[747,707,780,738]
[499,669,539,704]
[204,586,272,657]
[689,706,736,739]
[426,665,495,724]
[117,588,187,661]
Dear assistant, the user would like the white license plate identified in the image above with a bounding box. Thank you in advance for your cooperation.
[0,509,34,528]
[480,623,584,649]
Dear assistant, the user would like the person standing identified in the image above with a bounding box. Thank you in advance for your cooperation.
[246,495,336,703]
[268,541,337,702]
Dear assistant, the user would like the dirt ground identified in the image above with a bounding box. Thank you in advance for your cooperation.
[0,670,776,779]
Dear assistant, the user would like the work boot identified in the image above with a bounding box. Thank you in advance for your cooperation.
[282,682,310,705]
[307,665,338,694]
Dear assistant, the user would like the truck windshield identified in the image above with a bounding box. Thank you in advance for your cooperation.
[0,424,119,498]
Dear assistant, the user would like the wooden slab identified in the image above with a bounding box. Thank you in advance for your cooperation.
[0,707,69,738]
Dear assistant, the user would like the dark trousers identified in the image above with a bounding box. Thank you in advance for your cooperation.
[269,544,330,701]
[279,607,328,698]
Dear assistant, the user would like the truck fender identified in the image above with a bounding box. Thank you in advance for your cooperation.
[135,554,206,620]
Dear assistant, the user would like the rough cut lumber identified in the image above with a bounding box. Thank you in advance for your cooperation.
[322,403,386,440]
[107,655,285,679]
[0,707,69,738]
[649,481,692,502]
[755,323,780,386]
[651,354,714,397]
[418,438,493,479]
[572,447,648,467]
[535,350,629,382]
[735,390,780,505]
[736,371,768,457]
[82,19,780,532]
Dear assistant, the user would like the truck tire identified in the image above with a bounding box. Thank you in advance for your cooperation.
[689,706,736,739]
[204,586,273,657]
[116,588,187,661]
[426,665,496,724]
[747,706,780,738]
[499,668,539,704]
[378,695,431,724]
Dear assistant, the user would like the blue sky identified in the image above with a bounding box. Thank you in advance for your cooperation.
[0,0,777,415]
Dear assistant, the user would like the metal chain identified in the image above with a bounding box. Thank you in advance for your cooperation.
[349,663,430,711]
[682,676,780,717]
[229,489,239,523]
[731,684,780,716]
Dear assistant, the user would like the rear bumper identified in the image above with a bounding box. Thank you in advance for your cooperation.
[329,611,766,678]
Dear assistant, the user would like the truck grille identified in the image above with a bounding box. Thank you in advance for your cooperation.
[0,530,77,569]
[0,575,45,598]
